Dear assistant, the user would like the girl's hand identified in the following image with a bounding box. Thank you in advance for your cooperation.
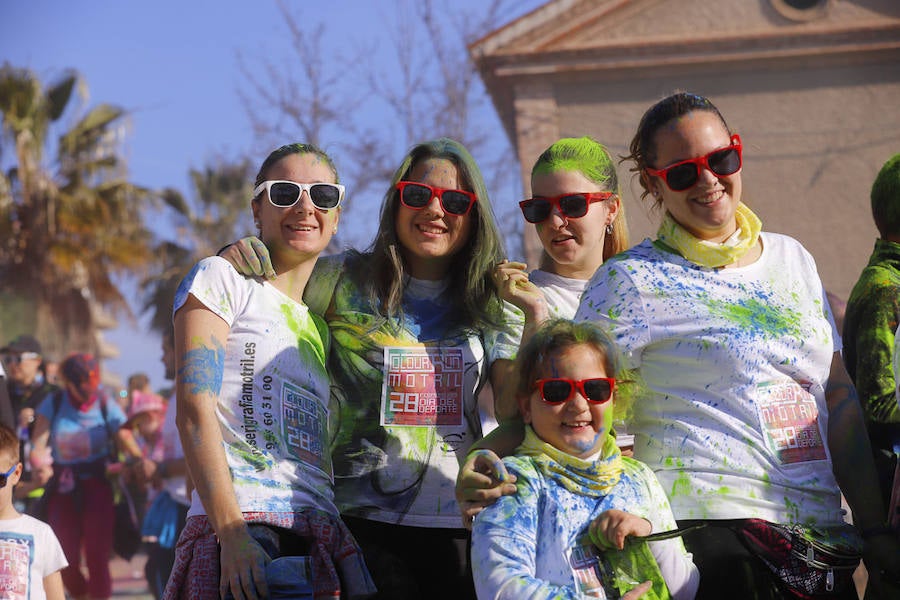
[493,260,549,322]
[589,509,652,550]
[455,449,517,530]
[219,237,275,279]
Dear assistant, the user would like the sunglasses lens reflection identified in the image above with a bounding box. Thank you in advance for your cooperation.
[584,379,612,403]
[521,200,551,223]
[558,195,589,218]
[310,184,341,209]
[400,184,432,208]
[541,380,573,404]
[441,190,472,215]
[709,148,741,177]
[269,182,300,206]
[666,164,699,191]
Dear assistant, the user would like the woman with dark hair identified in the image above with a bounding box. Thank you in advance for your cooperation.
[574,92,900,598]
[222,138,517,599]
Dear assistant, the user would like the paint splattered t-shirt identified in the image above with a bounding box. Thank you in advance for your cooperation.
[174,257,337,517]
[575,234,844,525]
[302,252,518,528]
[0,514,68,600]
[471,450,697,600]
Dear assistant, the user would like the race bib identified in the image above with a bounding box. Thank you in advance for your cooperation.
[381,347,464,427]
[755,381,827,464]
[570,539,609,598]
[282,381,331,478]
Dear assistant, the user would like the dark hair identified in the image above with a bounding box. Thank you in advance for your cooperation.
[361,138,507,333]
[253,143,340,190]
[871,153,900,238]
[0,424,19,462]
[625,92,731,205]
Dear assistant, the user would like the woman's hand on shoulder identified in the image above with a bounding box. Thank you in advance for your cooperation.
[219,236,276,280]
[456,449,517,530]
[493,260,549,322]
[589,509,652,551]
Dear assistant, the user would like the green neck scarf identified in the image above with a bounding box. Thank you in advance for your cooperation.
[517,425,623,497]
[656,202,762,268]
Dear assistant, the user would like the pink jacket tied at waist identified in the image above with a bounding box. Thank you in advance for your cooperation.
[163,510,376,600]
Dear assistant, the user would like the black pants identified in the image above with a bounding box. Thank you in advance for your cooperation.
[342,515,475,600]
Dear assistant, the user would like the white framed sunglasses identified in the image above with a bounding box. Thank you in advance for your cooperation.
[252,180,344,210]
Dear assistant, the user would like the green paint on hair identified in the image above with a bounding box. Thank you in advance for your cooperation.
[531,137,618,192]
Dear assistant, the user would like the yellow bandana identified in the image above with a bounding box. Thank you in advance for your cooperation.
[517,425,623,497]
[656,202,762,268]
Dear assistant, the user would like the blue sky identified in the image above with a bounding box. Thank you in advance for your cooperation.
[0,0,540,389]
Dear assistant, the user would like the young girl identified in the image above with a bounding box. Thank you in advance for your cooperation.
[470,319,698,600]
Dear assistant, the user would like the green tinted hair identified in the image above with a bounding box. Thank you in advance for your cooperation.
[531,137,629,260]
[253,143,340,191]
[515,318,633,421]
[363,137,507,332]
[625,92,731,207]
[871,153,900,237]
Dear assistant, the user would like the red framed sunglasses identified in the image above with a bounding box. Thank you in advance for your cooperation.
[518,192,616,224]
[645,134,742,192]
[534,377,616,405]
[395,181,476,216]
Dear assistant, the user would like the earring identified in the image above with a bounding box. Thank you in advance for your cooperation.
[332,227,338,234]
[605,223,613,235]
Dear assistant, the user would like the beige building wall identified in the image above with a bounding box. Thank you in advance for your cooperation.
[472,0,900,301]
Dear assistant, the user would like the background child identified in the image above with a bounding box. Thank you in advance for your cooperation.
[471,319,698,599]
[0,423,67,599]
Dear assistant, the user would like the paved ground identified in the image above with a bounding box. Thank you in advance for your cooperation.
[110,551,155,599]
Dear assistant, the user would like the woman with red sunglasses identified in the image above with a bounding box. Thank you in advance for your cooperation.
[490,137,628,415]
[574,92,900,598]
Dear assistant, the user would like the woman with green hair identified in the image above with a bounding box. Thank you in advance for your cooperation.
[458,136,632,523]
[221,138,517,599]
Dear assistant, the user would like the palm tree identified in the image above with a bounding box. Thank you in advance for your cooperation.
[0,64,155,358]
[141,158,255,333]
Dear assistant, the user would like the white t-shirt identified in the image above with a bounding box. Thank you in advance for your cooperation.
[576,234,844,525]
[304,253,519,528]
[174,257,337,517]
[528,269,587,319]
[0,514,68,600]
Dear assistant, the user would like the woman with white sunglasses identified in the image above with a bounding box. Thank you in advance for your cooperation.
[165,144,374,600]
